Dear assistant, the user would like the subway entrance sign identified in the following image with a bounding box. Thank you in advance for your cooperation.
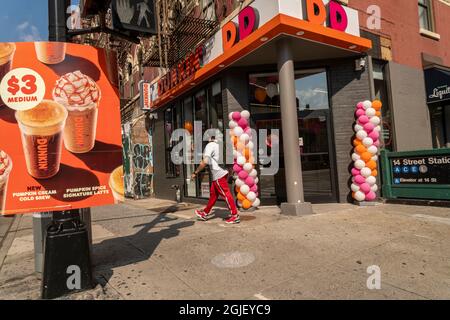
[381,149,450,201]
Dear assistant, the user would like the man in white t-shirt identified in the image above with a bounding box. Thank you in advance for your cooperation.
[191,137,240,224]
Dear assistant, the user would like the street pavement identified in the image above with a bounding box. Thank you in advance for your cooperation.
[0,199,449,300]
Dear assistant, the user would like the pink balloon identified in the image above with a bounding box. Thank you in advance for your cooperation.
[250,185,258,193]
[238,171,248,180]
[245,176,255,187]
[366,191,377,201]
[374,140,381,147]
[245,128,252,135]
[238,118,248,128]
[233,164,243,173]
[355,175,366,185]
[363,123,375,133]
[232,112,241,122]
[357,102,364,109]
[355,109,365,117]
[360,183,371,194]
[358,115,369,124]
[351,168,361,176]
[369,131,380,141]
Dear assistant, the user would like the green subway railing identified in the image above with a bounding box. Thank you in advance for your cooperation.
[380,148,450,201]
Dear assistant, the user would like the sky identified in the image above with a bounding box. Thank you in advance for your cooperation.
[0,0,80,42]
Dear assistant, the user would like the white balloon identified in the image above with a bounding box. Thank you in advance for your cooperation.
[249,169,258,178]
[247,192,257,202]
[234,127,244,137]
[247,141,254,151]
[366,108,376,117]
[243,163,253,172]
[254,177,259,184]
[363,100,372,110]
[241,110,251,120]
[361,167,372,178]
[240,185,250,195]
[237,201,243,208]
[351,184,360,192]
[371,184,379,192]
[352,153,361,161]
[266,83,278,98]
[366,176,377,186]
[240,133,250,144]
[356,130,368,140]
[354,124,363,132]
[363,137,374,147]
[235,179,245,187]
[370,116,381,126]
[354,191,366,202]
[371,155,378,162]
[237,156,246,166]
[228,113,234,121]
[252,198,261,207]
[374,125,382,132]
[229,120,237,129]
[368,146,378,155]
[233,150,238,159]
[354,160,366,170]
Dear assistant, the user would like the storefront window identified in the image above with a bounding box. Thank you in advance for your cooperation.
[430,104,450,148]
[373,61,395,151]
[164,105,181,177]
[183,97,197,197]
[249,69,335,204]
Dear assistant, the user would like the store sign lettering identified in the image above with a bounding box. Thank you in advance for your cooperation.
[222,6,258,51]
[429,85,450,101]
[157,46,204,97]
[222,0,349,52]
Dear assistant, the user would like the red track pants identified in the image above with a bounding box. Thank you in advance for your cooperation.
[204,175,238,215]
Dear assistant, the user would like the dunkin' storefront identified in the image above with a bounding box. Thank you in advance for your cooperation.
[142,0,374,210]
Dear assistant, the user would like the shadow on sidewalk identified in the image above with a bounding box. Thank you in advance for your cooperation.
[92,205,195,285]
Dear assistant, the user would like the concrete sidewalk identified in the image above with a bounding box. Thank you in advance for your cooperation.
[0,200,449,300]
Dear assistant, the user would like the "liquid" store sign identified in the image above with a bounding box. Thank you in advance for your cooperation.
[222,0,350,52]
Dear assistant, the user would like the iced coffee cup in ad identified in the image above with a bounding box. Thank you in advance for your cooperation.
[109,166,124,203]
[16,100,68,179]
[34,42,66,65]
[0,43,16,106]
[53,71,101,154]
[0,150,12,215]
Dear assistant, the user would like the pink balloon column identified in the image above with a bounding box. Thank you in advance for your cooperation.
[229,111,260,210]
[351,100,383,202]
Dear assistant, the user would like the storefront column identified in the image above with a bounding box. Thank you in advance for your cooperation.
[277,38,313,216]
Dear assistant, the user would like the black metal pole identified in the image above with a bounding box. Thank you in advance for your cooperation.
[41,0,94,299]
[48,0,70,42]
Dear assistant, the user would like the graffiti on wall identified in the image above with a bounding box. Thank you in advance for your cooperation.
[122,120,154,199]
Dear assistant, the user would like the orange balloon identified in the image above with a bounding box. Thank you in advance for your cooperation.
[372,100,382,111]
[244,148,251,159]
[355,145,367,154]
[184,121,193,134]
[235,186,240,194]
[366,160,377,170]
[255,88,267,103]
[236,142,245,151]
[237,193,246,202]
[248,156,255,164]
[353,139,362,147]
[232,136,238,146]
[375,111,382,117]
[242,199,252,210]
[361,152,372,162]
[372,169,378,177]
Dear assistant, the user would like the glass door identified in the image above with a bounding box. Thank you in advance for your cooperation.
[249,69,336,204]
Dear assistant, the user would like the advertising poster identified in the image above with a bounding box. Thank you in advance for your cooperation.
[0,42,123,215]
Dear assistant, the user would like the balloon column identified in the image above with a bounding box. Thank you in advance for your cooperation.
[229,111,261,210]
[351,100,383,202]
